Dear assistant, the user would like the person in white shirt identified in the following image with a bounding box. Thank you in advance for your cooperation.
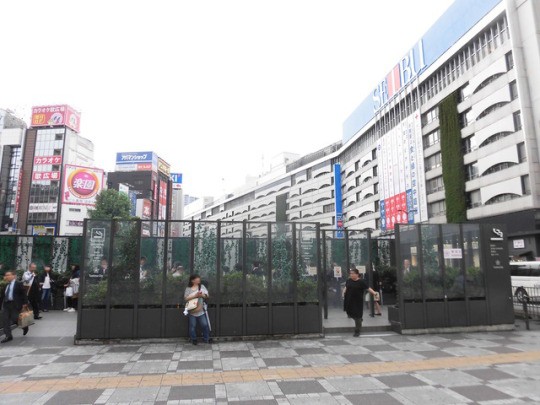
[23,263,41,319]
[38,265,55,312]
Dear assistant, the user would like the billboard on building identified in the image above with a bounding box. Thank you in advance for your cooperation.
[115,151,157,172]
[158,180,168,220]
[31,105,81,133]
[171,173,182,190]
[333,164,344,238]
[158,158,170,176]
[62,165,104,206]
[377,111,427,231]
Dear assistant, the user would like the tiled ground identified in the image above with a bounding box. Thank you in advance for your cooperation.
[0,313,539,404]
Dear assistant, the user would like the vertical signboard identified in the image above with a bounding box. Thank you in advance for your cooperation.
[171,173,183,190]
[377,111,427,230]
[158,180,168,220]
[333,163,344,238]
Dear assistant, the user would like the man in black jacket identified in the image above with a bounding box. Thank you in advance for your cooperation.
[23,263,41,319]
[1,271,29,343]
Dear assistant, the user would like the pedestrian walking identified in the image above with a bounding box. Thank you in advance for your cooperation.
[343,267,377,337]
[64,264,80,313]
[184,274,211,345]
[23,263,42,320]
[38,265,56,312]
[1,271,30,343]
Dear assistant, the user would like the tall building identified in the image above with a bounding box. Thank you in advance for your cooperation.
[17,105,102,235]
[107,151,172,235]
[184,0,540,257]
[0,110,26,232]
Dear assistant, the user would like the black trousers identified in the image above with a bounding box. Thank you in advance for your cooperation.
[2,302,19,339]
[28,296,39,318]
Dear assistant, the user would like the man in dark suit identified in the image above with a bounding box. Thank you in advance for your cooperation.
[1,270,29,343]
[23,263,41,319]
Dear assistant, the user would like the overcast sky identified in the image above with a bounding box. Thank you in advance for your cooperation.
[1,0,453,197]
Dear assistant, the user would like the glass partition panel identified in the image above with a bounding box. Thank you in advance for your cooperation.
[442,224,465,299]
[398,225,421,300]
[110,221,139,306]
[296,225,318,303]
[193,222,218,297]
[32,236,53,269]
[245,222,268,304]
[220,222,244,305]
[82,220,112,307]
[139,221,166,306]
[68,237,83,271]
[348,230,369,281]
[0,236,17,274]
[324,230,346,308]
[462,223,485,298]
[271,223,293,303]
[166,221,191,306]
[422,225,443,300]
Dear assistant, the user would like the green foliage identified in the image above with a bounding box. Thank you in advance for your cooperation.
[89,189,132,220]
[194,224,217,277]
[109,222,139,305]
[84,280,108,304]
[68,237,83,267]
[439,92,467,222]
[32,236,53,269]
[0,236,17,273]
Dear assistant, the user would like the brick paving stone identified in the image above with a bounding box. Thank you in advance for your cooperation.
[52,355,93,363]
[263,358,301,367]
[168,385,216,400]
[345,392,404,405]
[84,363,126,373]
[451,385,513,402]
[220,350,253,358]
[44,389,104,405]
[276,380,326,395]
[376,374,428,388]
[139,353,174,361]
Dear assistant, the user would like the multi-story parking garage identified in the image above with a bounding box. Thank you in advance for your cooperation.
[185,0,540,258]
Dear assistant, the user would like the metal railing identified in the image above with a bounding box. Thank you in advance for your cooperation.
[513,286,540,330]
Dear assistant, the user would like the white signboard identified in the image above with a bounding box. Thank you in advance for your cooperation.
[443,248,463,259]
[333,266,342,279]
[28,203,58,213]
[513,239,525,249]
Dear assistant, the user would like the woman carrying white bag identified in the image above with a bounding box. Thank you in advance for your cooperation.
[64,264,80,313]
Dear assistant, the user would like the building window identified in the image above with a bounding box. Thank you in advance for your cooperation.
[522,175,531,195]
[428,200,446,217]
[485,193,520,205]
[466,163,479,181]
[426,177,444,194]
[463,135,477,153]
[479,132,512,148]
[506,51,514,70]
[483,162,517,176]
[425,153,442,171]
[466,190,482,208]
[323,203,335,213]
[459,109,474,128]
[422,108,439,127]
[53,149,62,156]
[423,129,440,148]
[510,80,518,100]
[513,111,522,131]
[55,133,63,141]
[517,142,527,163]
[373,183,378,194]
[477,102,509,120]
[372,166,378,177]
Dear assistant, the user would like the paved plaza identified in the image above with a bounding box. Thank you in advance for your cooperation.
[0,313,540,404]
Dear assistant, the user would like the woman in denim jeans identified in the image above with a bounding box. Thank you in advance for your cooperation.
[184,274,211,345]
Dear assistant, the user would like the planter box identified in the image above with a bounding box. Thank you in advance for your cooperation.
[403,302,424,330]
[425,302,445,328]
[79,309,106,339]
[220,307,243,336]
[447,301,467,327]
[272,305,295,335]
[297,304,321,334]
[109,309,134,339]
[246,306,269,336]
[165,308,188,338]
[137,308,162,338]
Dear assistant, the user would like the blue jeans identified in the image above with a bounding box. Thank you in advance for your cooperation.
[41,289,51,310]
[188,313,210,342]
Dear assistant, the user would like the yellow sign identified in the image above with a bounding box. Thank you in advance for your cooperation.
[158,158,170,176]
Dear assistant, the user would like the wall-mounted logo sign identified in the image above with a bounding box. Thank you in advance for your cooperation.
[62,165,104,206]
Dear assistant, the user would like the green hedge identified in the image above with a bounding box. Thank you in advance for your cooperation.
[439,92,467,223]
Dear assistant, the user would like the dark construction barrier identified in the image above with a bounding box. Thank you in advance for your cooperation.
[76,220,324,340]
[390,223,515,333]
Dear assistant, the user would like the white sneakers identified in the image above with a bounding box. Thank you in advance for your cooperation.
[64,307,76,312]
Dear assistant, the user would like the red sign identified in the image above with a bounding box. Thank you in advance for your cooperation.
[142,199,152,219]
[31,105,81,133]
[382,192,408,230]
[34,155,62,165]
[32,171,60,181]
[158,180,167,220]
[137,163,153,171]
[62,165,104,206]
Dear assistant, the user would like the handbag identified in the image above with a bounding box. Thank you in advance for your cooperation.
[18,309,35,329]
[65,287,74,297]
[185,298,198,311]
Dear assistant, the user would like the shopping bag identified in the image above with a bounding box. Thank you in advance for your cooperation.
[18,309,35,329]
[65,287,74,297]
